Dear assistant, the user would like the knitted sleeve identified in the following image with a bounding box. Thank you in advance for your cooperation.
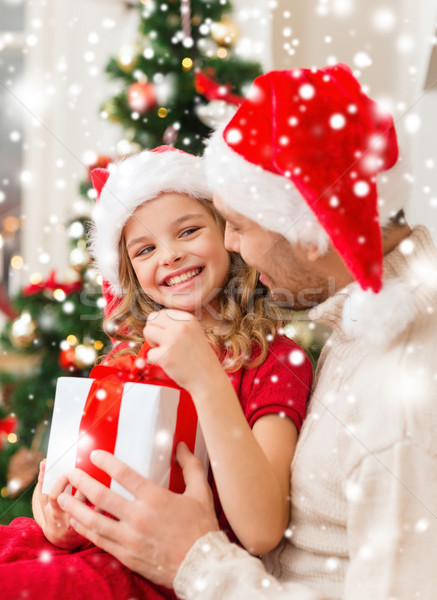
[174,532,323,600]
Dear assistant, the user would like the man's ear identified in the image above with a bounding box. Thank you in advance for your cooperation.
[306,244,324,262]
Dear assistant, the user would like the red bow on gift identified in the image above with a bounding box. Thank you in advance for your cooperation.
[23,270,82,297]
[195,70,244,106]
[77,343,198,494]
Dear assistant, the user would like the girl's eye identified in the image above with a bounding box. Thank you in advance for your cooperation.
[180,227,199,237]
[136,245,154,257]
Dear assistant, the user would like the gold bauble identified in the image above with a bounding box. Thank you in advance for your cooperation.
[9,313,38,348]
[74,343,98,369]
[101,99,121,123]
[116,42,142,74]
[211,16,240,47]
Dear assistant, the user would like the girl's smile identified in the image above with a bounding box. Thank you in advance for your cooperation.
[160,265,204,288]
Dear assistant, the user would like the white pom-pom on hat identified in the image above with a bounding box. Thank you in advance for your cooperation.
[342,278,417,346]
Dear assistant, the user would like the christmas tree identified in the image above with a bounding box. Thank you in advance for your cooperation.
[98,0,262,156]
[0,0,263,524]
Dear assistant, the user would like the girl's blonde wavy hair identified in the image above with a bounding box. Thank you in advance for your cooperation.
[104,197,283,372]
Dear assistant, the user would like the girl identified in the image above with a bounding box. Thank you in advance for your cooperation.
[2,146,312,599]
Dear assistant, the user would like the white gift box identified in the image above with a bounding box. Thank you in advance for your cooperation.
[42,377,208,500]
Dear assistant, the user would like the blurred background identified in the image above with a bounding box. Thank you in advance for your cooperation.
[0,0,436,521]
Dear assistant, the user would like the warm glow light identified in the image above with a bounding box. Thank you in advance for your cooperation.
[10,255,23,270]
[181,57,193,70]
[8,433,18,444]
[66,334,78,346]
[3,216,19,233]
[53,288,67,302]
[29,272,42,285]
[217,47,228,58]
[94,340,104,350]
[157,107,168,118]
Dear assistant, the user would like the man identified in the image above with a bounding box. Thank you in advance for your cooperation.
[59,64,437,599]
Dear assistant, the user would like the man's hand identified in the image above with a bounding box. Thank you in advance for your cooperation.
[58,443,219,588]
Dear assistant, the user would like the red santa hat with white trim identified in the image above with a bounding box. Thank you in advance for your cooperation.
[89,146,211,299]
[205,64,416,344]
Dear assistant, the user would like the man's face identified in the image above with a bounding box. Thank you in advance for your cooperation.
[213,195,332,310]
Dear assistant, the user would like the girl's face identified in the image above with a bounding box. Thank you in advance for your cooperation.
[124,193,230,320]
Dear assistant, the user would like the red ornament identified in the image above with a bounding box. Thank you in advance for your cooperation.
[0,415,17,451]
[127,82,157,114]
[58,347,78,372]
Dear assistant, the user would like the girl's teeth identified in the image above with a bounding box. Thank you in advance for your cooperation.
[166,268,201,287]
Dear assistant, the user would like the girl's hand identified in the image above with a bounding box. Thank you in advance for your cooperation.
[144,309,225,394]
[34,461,87,550]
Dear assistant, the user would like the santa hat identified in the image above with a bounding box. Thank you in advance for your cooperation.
[89,146,211,296]
[205,64,416,344]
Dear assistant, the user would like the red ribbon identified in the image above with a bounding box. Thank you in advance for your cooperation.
[76,343,198,494]
[195,70,244,106]
[23,270,82,297]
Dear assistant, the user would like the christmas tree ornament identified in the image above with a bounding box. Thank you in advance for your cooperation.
[154,73,177,106]
[163,124,179,145]
[196,99,238,129]
[181,57,194,71]
[58,346,78,372]
[101,99,121,123]
[67,221,85,239]
[211,16,240,47]
[116,139,143,156]
[196,37,217,57]
[9,313,38,348]
[127,81,157,114]
[74,343,98,369]
[180,0,192,42]
[0,415,17,452]
[69,246,91,271]
[116,42,142,74]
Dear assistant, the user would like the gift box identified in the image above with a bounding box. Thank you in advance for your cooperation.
[42,347,208,501]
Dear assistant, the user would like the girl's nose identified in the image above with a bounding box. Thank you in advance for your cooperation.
[160,245,184,266]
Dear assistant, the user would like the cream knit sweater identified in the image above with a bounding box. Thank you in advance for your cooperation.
[175,226,437,600]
